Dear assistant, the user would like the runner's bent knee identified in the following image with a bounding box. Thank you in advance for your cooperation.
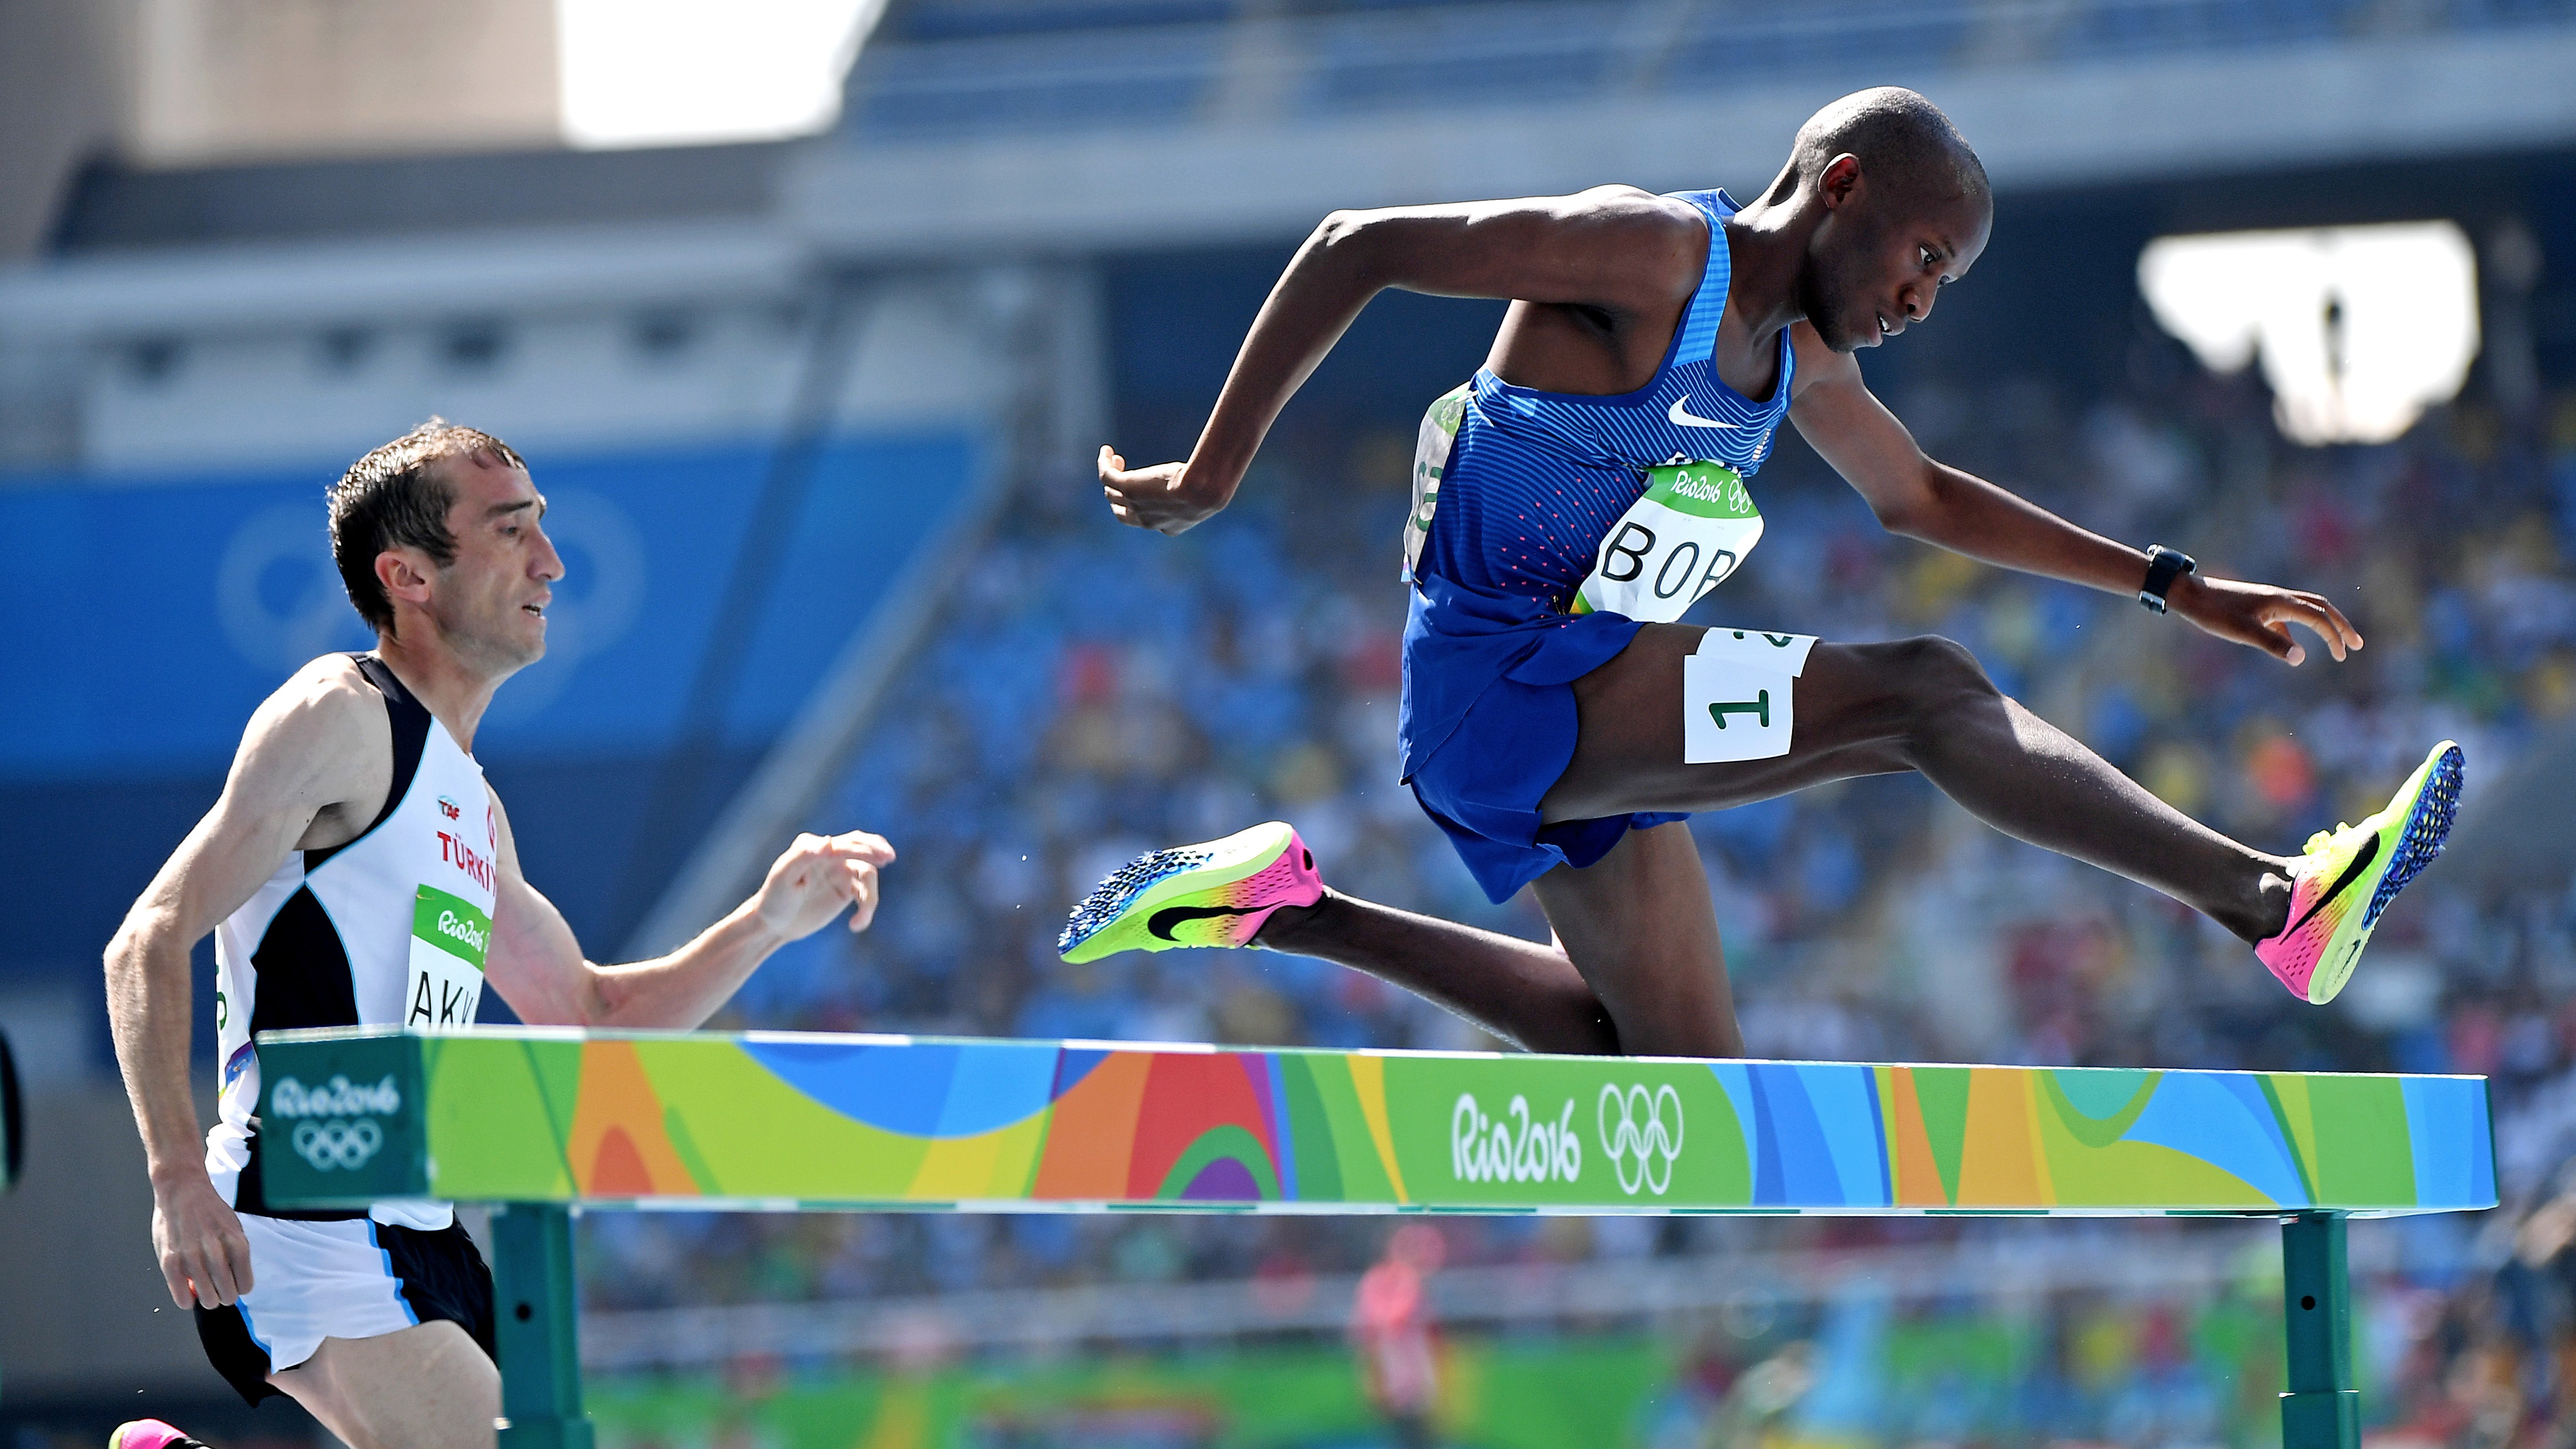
[1876,634,1998,734]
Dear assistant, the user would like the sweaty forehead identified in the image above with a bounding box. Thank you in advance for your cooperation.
[1900,186,1994,267]
[438,449,535,499]
[1949,192,1996,266]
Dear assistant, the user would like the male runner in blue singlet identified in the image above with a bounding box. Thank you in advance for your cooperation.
[105,422,896,1449]
[1061,88,2462,1057]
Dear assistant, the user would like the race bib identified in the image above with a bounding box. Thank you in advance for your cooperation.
[1401,383,1470,582]
[1572,462,1763,623]
[1682,628,1818,764]
[406,884,488,1030]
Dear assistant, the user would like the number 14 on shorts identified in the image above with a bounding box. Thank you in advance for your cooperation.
[1683,629,1818,764]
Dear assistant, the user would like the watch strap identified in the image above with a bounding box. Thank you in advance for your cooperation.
[2139,545,2197,615]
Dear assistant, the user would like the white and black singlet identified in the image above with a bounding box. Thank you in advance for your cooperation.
[189,655,501,1401]
[207,654,497,1228]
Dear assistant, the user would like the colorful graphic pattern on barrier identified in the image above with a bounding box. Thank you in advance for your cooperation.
[253,1028,2496,1215]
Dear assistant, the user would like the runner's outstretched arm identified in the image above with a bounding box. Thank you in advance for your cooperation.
[1788,325,2364,666]
[1101,187,1707,535]
[482,797,893,1030]
[105,660,391,1309]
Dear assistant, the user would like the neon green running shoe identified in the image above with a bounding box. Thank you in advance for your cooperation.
[2254,740,2464,1004]
[1058,821,1323,964]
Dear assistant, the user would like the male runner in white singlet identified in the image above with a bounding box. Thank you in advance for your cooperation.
[104,422,896,1449]
[1061,88,2461,1057]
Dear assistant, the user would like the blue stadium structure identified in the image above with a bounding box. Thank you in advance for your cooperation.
[3,1,2575,1438]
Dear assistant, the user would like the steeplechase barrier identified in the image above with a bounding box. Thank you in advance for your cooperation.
[254,1026,2498,1449]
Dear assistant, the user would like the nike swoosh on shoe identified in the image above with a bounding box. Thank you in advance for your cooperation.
[2286,832,2379,937]
[1148,904,1259,941]
[1667,396,1741,429]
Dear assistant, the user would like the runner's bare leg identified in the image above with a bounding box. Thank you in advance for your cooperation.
[1262,625,2295,1058]
[1256,894,1618,1054]
[1262,823,1731,1057]
[1527,822,1739,1057]
[270,1321,498,1449]
[1544,627,2294,944]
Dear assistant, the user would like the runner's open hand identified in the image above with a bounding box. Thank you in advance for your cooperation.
[754,830,896,941]
[1101,446,1230,535]
[2167,573,2363,666]
[154,1169,253,1307]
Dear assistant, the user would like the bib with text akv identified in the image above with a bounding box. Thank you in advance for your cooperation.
[407,884,488,1030]
[1572,462,1763,622]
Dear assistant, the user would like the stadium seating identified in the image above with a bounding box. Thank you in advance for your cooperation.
[841,0,2576,141]
[579,345,2576,1442]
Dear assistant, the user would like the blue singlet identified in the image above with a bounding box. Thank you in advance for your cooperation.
[1399,188,1799,902]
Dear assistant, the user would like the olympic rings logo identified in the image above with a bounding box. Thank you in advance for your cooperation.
[290,1118,383,1173]
[1596,1083,1684,1196]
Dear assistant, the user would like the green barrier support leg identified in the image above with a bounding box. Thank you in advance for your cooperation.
[493,1203,592,1449]
[2281,1211,2359,1449]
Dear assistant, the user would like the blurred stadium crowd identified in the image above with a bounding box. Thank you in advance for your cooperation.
[576,332,2576,1442]
[6,1,2574,1442]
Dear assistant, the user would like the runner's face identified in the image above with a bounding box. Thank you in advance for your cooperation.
[1803,181,1990,354]
[426,453,561,674]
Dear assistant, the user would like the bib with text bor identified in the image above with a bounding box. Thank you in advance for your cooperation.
[1571,461,1763,623]
[407,884,488,1030]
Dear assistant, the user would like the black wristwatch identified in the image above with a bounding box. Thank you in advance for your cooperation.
[2139,545,2196,615]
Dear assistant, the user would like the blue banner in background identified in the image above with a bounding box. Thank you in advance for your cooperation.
[0,430,983,781]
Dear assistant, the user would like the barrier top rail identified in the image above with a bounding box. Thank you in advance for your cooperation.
[252,1027,2494,1218]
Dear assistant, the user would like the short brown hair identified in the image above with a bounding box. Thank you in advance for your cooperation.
[327,418,525,636]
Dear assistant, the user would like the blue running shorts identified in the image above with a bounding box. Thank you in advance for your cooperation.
[1399,572,1686,902]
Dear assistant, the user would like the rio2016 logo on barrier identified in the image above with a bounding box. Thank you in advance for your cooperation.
[269,1074,400,1173]
[1597,1083,1684,1196]
[1450,1093,1582,1185]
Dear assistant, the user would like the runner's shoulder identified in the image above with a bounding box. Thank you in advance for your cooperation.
[1553,187,1711,295]
[1564,185,1705,238]
[239,654,387,766]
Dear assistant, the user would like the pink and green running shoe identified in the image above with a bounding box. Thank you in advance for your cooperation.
[2255,740,2464,1004]
[109,1424,209,1449]
[1059,821,1323,964]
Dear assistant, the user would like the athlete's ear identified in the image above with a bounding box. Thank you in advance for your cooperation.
[375,549,435,614]
[1816,153,1863,211]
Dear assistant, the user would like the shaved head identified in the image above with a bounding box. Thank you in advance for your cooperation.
[1749,88,1995,353]
[1786,87,1988,209]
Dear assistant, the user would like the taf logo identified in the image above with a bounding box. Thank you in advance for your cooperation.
[436,795,462,821]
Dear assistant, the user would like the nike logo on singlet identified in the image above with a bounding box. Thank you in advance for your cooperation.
[1148,904,1258,941]
[1668,396,1742,429]
[2284,833,2380,937]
